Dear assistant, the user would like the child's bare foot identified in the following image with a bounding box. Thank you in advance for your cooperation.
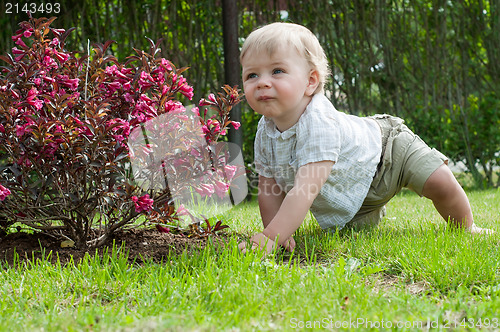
[468,223,495,235]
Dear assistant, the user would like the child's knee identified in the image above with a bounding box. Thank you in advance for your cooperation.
[422,164,460,200]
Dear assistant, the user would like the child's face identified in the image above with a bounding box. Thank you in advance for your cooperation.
[241,47,318,131]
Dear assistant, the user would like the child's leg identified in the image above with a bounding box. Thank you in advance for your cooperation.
[421,164,473,228]
[367,115,492,234]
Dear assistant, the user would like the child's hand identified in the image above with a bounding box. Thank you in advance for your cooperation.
[238,233,276,254]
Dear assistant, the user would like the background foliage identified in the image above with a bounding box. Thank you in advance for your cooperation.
[1,0,499,188]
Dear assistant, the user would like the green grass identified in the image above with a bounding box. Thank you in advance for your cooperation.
[1,189,500,331]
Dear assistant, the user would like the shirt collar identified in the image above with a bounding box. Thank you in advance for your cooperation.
[263,116,298,140]
[262,94,326,140]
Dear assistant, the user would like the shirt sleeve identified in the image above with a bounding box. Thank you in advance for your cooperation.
[253,118,274,178]
[295,110,340,169]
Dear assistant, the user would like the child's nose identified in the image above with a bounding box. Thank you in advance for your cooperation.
[257,76,271,88]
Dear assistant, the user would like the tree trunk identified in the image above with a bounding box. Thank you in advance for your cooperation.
[222,0,243,150]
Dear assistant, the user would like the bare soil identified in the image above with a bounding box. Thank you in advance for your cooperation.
[0,228,227,266]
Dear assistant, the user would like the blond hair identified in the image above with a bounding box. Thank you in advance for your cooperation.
[240,22,330,94]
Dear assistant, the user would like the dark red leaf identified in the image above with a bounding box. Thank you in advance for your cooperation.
[155,224,170,233]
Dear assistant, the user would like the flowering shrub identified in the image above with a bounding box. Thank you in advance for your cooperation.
[0,17,242,247]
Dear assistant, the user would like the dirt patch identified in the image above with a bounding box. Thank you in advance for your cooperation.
[369,274,431,295]
[0,228,231,266]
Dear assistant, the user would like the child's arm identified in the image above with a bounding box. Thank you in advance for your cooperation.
[257,176,296,250]
[263,160,333,244]
[240,161,334,253]
[258,175,286,228]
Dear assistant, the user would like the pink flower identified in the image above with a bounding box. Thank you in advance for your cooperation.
[140,144,153,156]
[53,125,64,134]
[135,100,156,118]
[15,38,27,48]
[0,185,11,201]
[112,135,125,143]
[159,84,170,96]
[42,55,58,70]
[32,99,43,110]
[176,204,190,216]
[214,180,229,199]
[54,50,69,63]
[115,70,129,80]
[190,147,201,158]
[26,87,44,110]
[107,118,131,144]
[156,224,170,233]
[199,98,211,107]
[123,92,134,103]
[179,82,194,100]
[27,87,38,97]
[204,119,221,136]
[201,124,210,136]
[224,164,238,181]
[23,30,33,38]
[122,82,131,91]
[231,121,241,130]
[12,33,23,41]
[49,38,60,46]
[42,76,55,83]
[56,75,79,90]
[194,183,215,197]
[132,194,154,213]
[191,107,200,116]
[51,28,66,35]
[12,47,24,55]
[106,81,121,94]
[139,94,153,103]
[164,100,185,114]
[107,118,131,136]
[160,58,173,71]
[105,65,118,75]
[139,71,154,89]
[16,121,34,137]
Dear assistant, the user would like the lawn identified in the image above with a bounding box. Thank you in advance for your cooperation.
[1,189,499,331]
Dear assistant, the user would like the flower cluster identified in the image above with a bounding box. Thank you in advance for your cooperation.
[0,185,11,201]
[132,194,154,213]
[197,86,242,143]
[194,164,239,199]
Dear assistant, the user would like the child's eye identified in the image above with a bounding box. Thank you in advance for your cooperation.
[273,69,284,75]
[246,73,258,79]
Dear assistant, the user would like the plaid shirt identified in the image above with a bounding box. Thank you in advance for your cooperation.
[254,94,382,230]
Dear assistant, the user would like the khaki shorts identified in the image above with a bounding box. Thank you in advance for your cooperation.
[347,114,448,230]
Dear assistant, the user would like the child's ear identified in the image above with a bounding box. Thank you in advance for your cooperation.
[305,70,320,96]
